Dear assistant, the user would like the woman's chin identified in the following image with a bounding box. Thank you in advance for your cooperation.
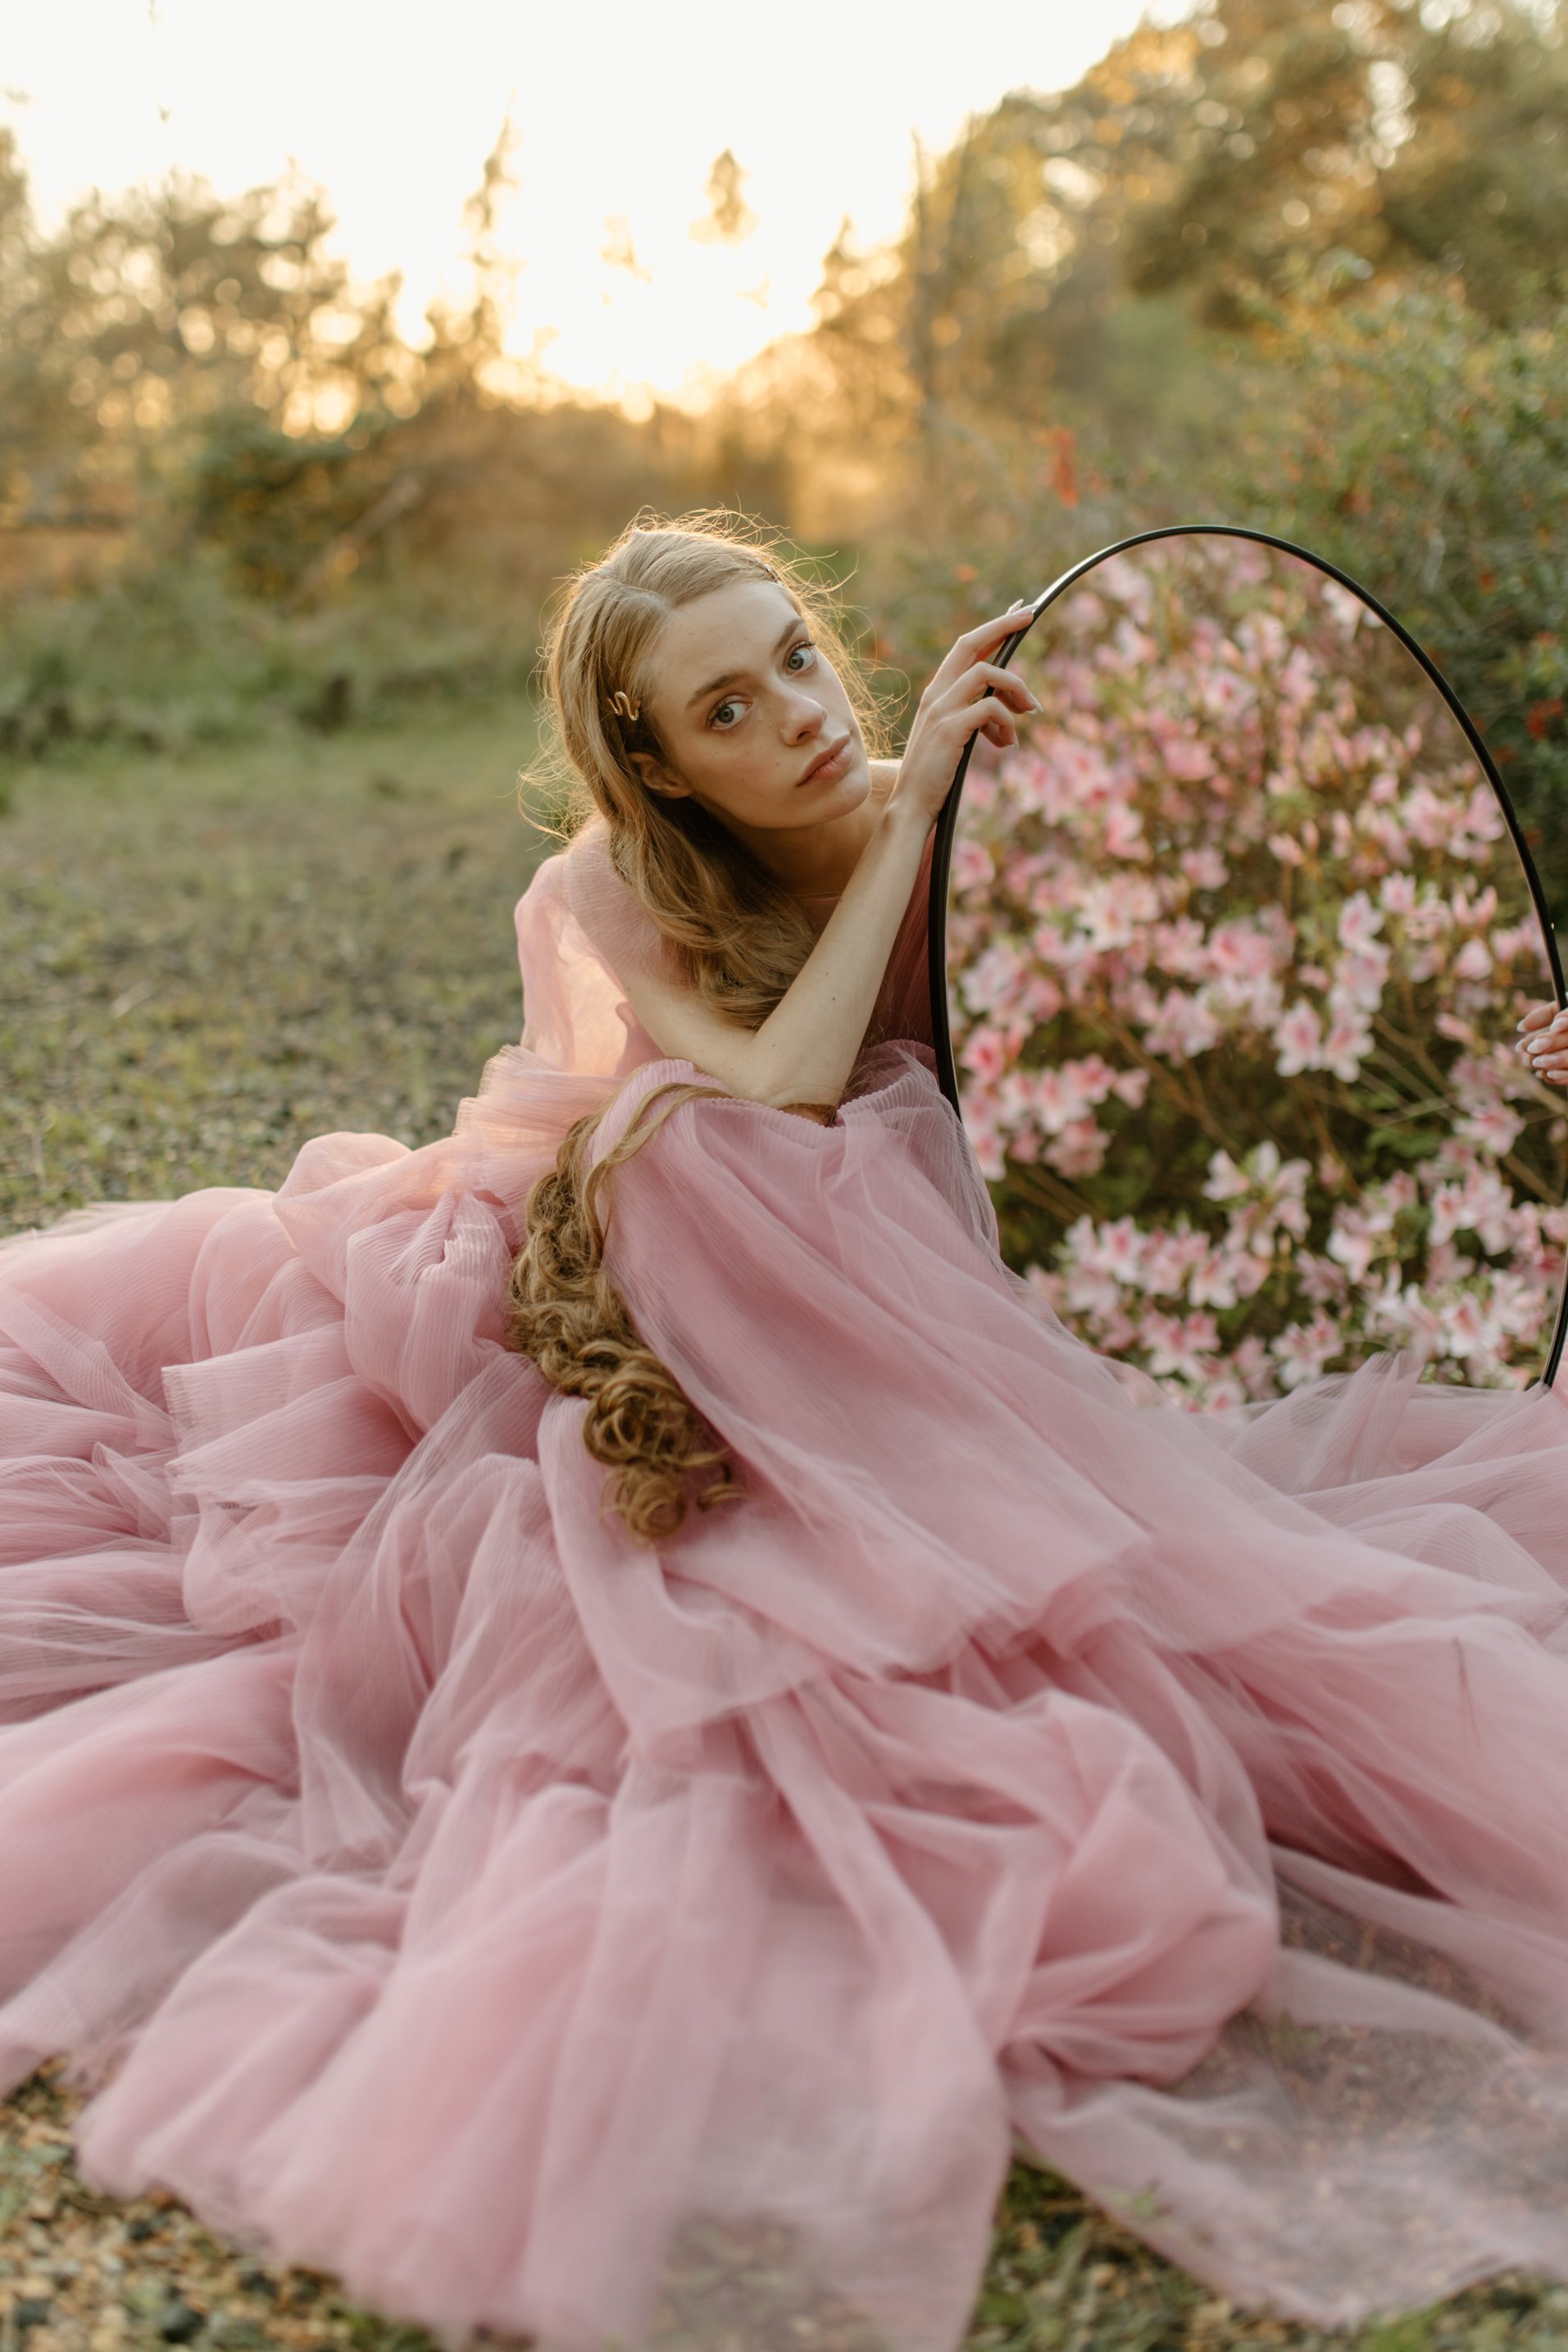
[802,761,873,823]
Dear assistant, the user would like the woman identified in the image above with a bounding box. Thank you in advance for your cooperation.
[7,513,1568,2352]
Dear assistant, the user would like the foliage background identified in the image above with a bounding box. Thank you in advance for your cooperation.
[6,0,1568,873]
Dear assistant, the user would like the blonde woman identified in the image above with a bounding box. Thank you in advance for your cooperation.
[6,513,1568,2352]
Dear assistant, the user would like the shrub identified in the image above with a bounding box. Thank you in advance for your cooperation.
[946,535,1567,1403]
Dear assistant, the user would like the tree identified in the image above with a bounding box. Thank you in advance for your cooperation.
[784,0,1568,466]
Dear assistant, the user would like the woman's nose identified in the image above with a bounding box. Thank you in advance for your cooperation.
[782,694,827,739]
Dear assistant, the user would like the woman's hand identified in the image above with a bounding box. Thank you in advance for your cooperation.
[1517,1000,1568,1085]
[887,604,1041,829]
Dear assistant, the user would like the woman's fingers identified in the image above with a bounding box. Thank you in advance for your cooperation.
[939,662,1039,716]
[1527,1040,1568,1083]
[957,603,1034,654]
[1519,1002,1568,1084]
[939,661,1038,753]
[927,603,1035,694]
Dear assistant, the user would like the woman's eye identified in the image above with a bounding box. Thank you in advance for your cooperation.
[711,698,743,730]
[785,639,816,672]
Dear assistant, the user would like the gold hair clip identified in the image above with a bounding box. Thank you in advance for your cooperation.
[609,689,641,723]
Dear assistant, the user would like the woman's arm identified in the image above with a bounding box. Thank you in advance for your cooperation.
[618,611,1038,1109]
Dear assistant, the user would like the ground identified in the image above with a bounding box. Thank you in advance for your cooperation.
[2,710,1567,2352]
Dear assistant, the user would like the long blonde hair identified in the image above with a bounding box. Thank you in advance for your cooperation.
[506,512,885,1543]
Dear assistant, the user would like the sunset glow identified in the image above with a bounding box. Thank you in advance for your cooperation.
[8,0,1175,403]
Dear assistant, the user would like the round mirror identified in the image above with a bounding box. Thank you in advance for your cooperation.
[932,527,1568,1402]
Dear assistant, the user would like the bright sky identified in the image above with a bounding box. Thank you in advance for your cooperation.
[4,0,1179,404]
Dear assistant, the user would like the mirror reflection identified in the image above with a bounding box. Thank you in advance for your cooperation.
[944,532,1568,1402]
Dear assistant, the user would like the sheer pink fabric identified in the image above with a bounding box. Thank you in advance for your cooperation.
[7,817,1568,2349]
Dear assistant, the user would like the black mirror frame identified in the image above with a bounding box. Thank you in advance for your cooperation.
[925,521,1568,1391]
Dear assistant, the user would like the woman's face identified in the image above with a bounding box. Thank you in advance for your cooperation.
[635,578,871,839]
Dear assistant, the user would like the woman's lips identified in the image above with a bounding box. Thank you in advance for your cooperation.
[798,735,852,786]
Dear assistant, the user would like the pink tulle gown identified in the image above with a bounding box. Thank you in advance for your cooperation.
[9,817,1568,2351]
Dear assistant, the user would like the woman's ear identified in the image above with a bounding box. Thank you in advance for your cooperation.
[629,749,693,801]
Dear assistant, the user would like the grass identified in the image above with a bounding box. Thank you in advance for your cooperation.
[3,709,1568,2351]
[0,699,550,1239]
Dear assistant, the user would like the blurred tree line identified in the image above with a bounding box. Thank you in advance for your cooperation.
[3,0,1567,909]
[0,124,785,763]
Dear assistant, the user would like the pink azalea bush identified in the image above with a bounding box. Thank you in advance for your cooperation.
[947,538,1568,1403]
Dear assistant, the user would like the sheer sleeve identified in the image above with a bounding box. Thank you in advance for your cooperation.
[513,816,936,1082]
[561,822,684,993]
[513,822,680,1079]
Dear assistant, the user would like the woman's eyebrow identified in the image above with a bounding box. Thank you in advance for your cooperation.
[685,616,802,710]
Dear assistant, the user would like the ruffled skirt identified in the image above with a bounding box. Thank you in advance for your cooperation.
[6,1040,1568,2350]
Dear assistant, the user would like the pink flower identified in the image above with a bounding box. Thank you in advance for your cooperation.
[1493,922,1547,969]
[1331,941,1391,1012]
[1401,781,1455,851]
[1029,1067,1084,1136]
[1189,1238,1269,1310]
[1180,845,1227,892]
[1320,1014,1374,1081]
[1163,734,1217,784]
[1456,1103,1525,1160]
[1298,1252,1349,1304]
[1045,1117,1111,1179]
[959,941,1029,1022]
[1209,921,1279,980]
[1429,1166,1521,1250]
[1270,1312,1343,1390]
[1326,1207,1383,1286]
[1150,919,1208,980]
[952,839,994,897]
[1321,580,1364,636]
[1087,1217,1145,1282]
[1438,1290,1505,1365]
[1145,989,1222,1060]
[1139,1308,1222,1382]
[1104,803,1149,860]
[1202,1150,1248,1204]
[1139,1228,1211,1299]
[964,1106,1008,1182]
[961,1025,1011,1083]
[1274,1001,1323,1077]
[1111,616,1158,668]
[1336,891,1384,951]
